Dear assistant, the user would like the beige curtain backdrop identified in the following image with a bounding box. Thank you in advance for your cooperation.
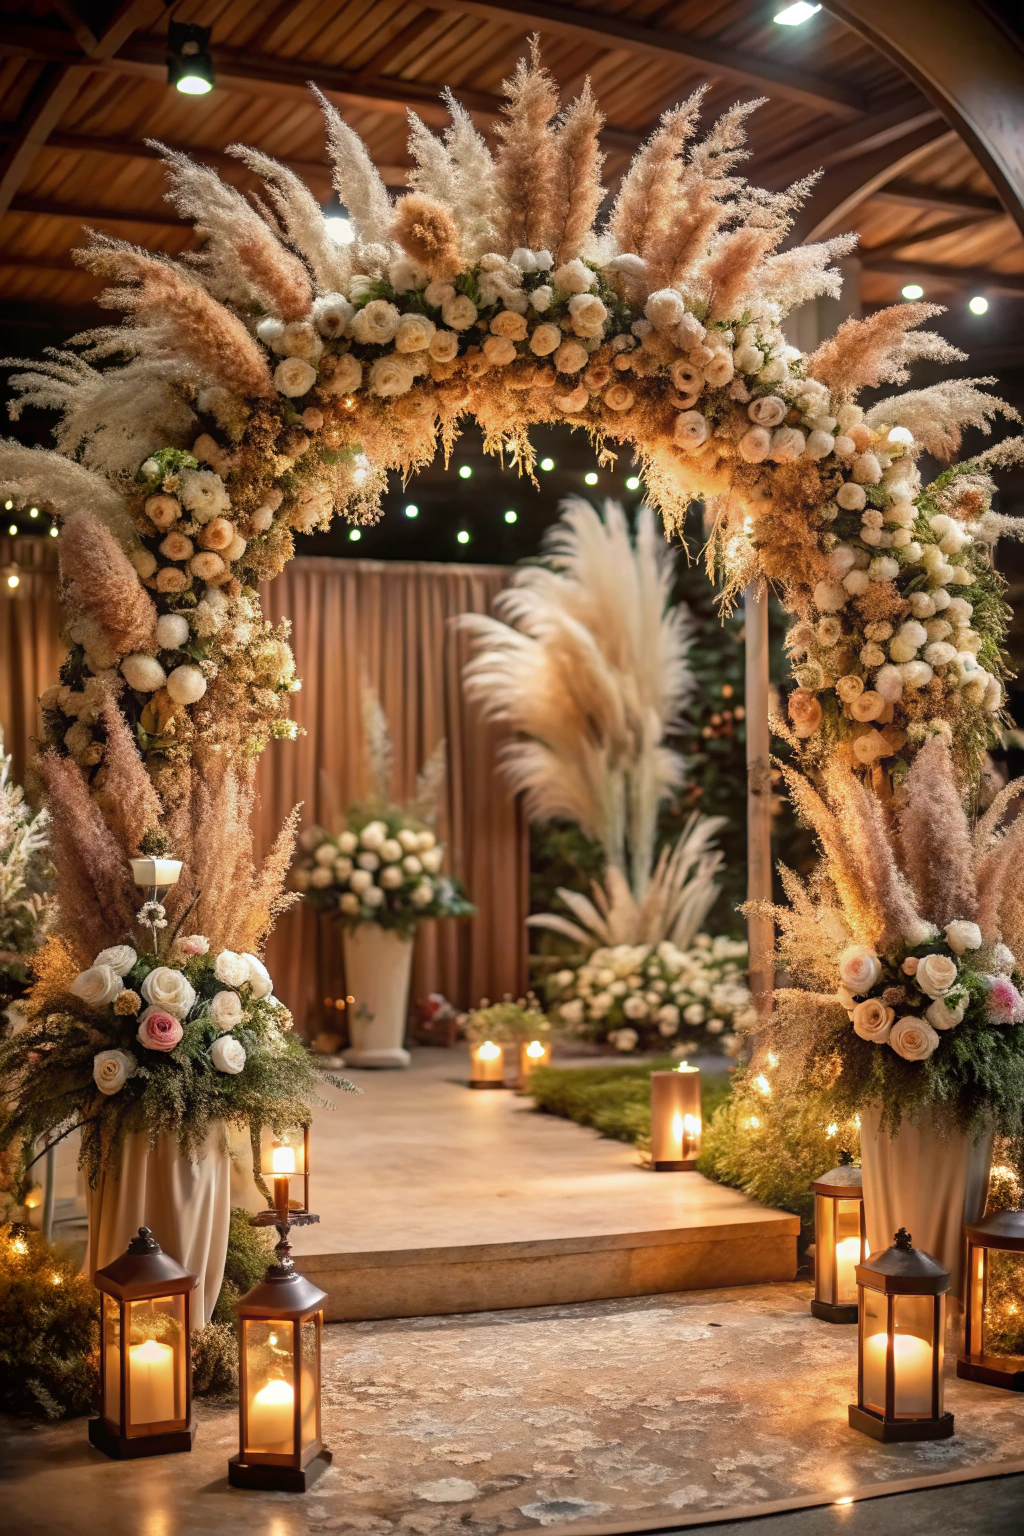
[0,542,528,1027]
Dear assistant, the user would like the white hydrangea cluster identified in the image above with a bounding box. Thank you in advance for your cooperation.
[547,935,754,1055]
[295,816,454,927]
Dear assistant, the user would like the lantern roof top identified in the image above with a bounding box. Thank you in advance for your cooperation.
[236,1264,327,1317]
[966,1209,1024,1251]
[811,1161,863,1196]
[94,1227,198,1299]
[855,1227,950,1294]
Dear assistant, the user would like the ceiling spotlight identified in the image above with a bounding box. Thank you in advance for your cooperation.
[348,528,361,542]
[404,503,419,518]
[504,510,517,523]
[901,283,925,301]
[540,457,555,472]
[49,524,59,537]
[969,295,989,315]
[584,472,599,486]
[625,476,641,491]
[773,2,821,23]
[325,214,354,245]
[167,21,215,96]
[3,499,11,510]
[457,530,470,544]
[458,465,472,479]
[7,523,17,536]
[29,506,38,518]
[4,563,20,589]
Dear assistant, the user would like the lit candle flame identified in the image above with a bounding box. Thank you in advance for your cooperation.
[525,1040,546,1059]
[272,1144,296,1174]
[478,1041,501,1061]
[672,1112,684,1149]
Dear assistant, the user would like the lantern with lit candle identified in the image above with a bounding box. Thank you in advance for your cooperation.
[959,1208,1024,1390]
[650,1063,701,1170]
[89,1227,197,1459]
[230,1202,330,1490]
[518,1037,551,1086]
[469,1039,505,1088]
[810,1152,865,1323]
[260,1125,311,1217]
[849,1228,953,1442]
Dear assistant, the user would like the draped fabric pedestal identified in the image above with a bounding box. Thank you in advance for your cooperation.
[859,1104,993,1307]
[342,923,414,1068]
[85,1126,232,1330]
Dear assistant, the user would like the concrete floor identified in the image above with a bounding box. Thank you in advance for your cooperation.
[4,1282,1024,1536]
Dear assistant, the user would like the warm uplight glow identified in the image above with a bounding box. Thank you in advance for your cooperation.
[23,1188,41,1209]
[504,509,518,523]
[49,525,59,537]
[584,471,598,485]
[477,1040,501,1060]
[766,1052,779,1068]
[969,295,989,315]
[458,464,473,479]
[835,1497,853,1506]
[540,457,555,471]
[272,1144,296,1175]
[11,1236,27,1254]
[835,1237,860,1300]
[457,530,470,544]
[326,215,354,245]
[902,283,925,301]
[52,1272,63,1285]
[826,1122,839,1137]
[748,1115,760,1129]
[525,1040,546,1059]
[3,499,11,509]
[29,506,38,517]
[625,476,641,490]
[405,503,419,518]
[774,2,820,23]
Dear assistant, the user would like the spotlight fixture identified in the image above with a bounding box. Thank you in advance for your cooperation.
[625,476,641,490]
[901,283,925,301]
[4,563,20,589]
[504,510,517,523]
[29,506,38,518]
[348,529,361,542]
[404,503,419,518]
[774,2,821,22]
[3,499,11,510]
[49,524,59,537]
[457,530,470,545]
[7,523,16,536]
[968,295,989,315]
[584,472,598,486]
[458,465,473,479]
[167,21,214,96]
[539,457,555,471]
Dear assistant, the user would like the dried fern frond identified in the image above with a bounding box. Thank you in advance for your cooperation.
[493,38,561,253]
[608,90,706,261]
[552,80,605,264]
[806,302,947,395]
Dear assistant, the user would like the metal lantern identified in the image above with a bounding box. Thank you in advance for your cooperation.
[518,1038,551,1086]
[649,1063,701,1170]
[849,1227,953,1442]
[469,1039,505,1088]
[810,1152,866,1323]
[959,1209,1024,1390]
[90,1227,197,1459]
[231,1207,331,1491]
[260,1125,311,1217]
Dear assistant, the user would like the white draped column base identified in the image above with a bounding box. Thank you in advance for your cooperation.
[85,1125,231,1329]
[342,922,414,1068]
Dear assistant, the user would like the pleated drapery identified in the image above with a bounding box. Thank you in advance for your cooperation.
[0,545,529,1026]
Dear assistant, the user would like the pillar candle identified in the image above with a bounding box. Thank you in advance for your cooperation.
[864,1331,933,1416]
[835,1236,860,1304]
[128,1338,176,1425]
[249,1377,295,1454]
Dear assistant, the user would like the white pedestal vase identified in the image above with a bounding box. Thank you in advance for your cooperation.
[859,1103,993,1302]
[85,1124,231,1330]
[342,922,414,1068]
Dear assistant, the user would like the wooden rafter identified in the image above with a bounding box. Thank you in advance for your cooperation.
[8,196,191,228]
[756,102,943,187]
[862,214,1007,266]
[432,0,866,119]
[871,180,1005,218]
[861,256,1024,295]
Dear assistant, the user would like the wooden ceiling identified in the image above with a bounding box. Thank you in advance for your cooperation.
[0,0,1022,323]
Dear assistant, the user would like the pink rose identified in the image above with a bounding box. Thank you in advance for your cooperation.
[788,688,822,739]
[136,1007,184,1052]
[986,976,1024,1026]
[174,934,210,957]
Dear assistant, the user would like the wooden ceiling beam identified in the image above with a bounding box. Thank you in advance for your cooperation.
[8,196,192,228]
[755,102,943,188]
[871,180,1005,218]
[861,256,1024,295]
[863,213,1006,265]
[432,0,865,119]
[782,120,955,245]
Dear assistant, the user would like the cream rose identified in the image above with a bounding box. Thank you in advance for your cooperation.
[529,322,562,356]
[739,426,771,463]
[674,410,708,449]
[71,965,124,1009]
[441,294,477,331]
[242,953,273,999]
[273,357,317,398]
[747,395,786,428]
[394,313,435,353]
[554,338,588,374]
[915,952,958,999]
[851,998,895,1043]
[604,384,634,412]
[491,309,528,341]
[926,995,966,1031]
[94,945,137,977]
[140,966,196,1018]
[853,730,888,765]
[351,299,400,345]
[788,688,822,739]
[321,352,363,396]
[93,1048,135,1096]
[568,292,607,337]
[428,328,459,363]
[850,690,885,723]
[482,334,517,367]
[889,1015,940,1061]
[944,920,982,955]
[368,355,415,397]
[553,385,589,413]
[209,989,244,1032]
[214,950,251,989]
[838,945,882,995]
[211,1035,246,1074]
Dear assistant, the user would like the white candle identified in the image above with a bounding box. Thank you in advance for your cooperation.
[835,1237,860,1303]
[864,1331,933,1416]
[249,1377,294,1453]
[128,1338,175,1425]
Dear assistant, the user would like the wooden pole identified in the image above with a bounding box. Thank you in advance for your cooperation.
[744,579,774,1016]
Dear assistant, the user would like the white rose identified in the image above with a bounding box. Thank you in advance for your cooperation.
[71,964,124,1009]
[312,293,354,338]
[398,828,420,852]
[337,830,358,854]
[560,998,584,1025]
[889,1015,940,1062]
[333,857,353,881]
[394,313,435,353]
[368,355,415,397]
[552,258,595,294]
[411,881,434,907]
[340,892,361,914]
[94,945,136,978]
[417,830,437,851]
[554,969,575,989]
[421,846,444,873]
[310,866,333,888]
[273,357,317,397]
[402,854,422,875]
[351,299,400,345]
[213,950,251,990]
[141,965,197,1018]
[211,1035,246,1074]
[674,410,708,449]
[242,953,273,999]
[349,869,373,895]
[944,921,982,955]
[357,851,380,872]
[837,945,882,995]
[121,654,167,693]
[363,885,385,908]
[209,990,244,1032]
[568,292,607,337]
[314,842,338,867]
[851,998,895,1043]
[93,1048,135,1096]
[322,351,363,395]
[915,952,959,999]
[747,395,786,428]
[441,294,477,331]
[623,995,648,1019]
[379,865,404,889]
[926,995,966,1031]
[611,1027,639,1052]
[360,821,388,850]
[379,838,403,863]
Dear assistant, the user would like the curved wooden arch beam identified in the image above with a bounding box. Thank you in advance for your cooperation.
[821,0,1024,233]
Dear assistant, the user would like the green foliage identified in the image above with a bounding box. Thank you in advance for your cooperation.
[0,1223,99,1419]
[529,1061,731,1152]
[212,1206,275,1324]
[192,1321,239,1396]
[464,997,550,1045]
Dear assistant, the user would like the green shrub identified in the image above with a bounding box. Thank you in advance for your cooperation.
[0,1223,99,1419]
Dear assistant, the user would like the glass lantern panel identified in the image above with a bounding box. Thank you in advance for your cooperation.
[244,1319,297,1457]
[103,1292,121,1425]
[300,1314,319,1453]
[814,1197,836,1304]
[892,1294,939,1419]
[835,1199,862,1305]
[125,1294,185,1432]
[861,1287,889,1415]
[982,1250,1024,1359]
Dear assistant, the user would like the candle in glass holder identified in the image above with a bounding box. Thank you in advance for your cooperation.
[519,1038,551,1085]
[863,1332,933,1416]
[272,1142,296,1217]
[470,1040,505,1088]
[650,1063,701,1169]
[249,1377,295,1454]
[129,1338,176,1425]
